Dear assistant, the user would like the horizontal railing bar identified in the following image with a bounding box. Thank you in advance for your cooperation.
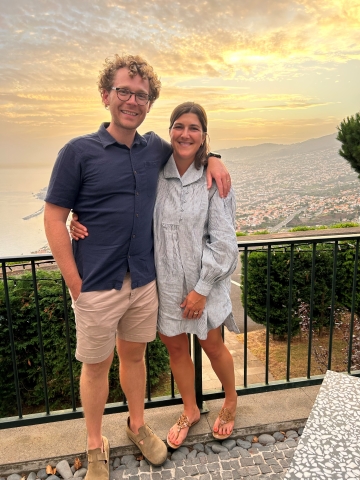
[237,233,360,248]
[2,232,360,264]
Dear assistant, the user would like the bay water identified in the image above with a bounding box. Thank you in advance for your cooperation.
[0,167,52,257]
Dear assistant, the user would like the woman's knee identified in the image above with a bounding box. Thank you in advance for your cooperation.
[201,338,226,361]
[160,334,189,360]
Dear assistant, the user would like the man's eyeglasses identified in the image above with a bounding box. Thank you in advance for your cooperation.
[111,87,151,106]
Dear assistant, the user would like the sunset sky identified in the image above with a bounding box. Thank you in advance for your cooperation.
[1,0,360,168]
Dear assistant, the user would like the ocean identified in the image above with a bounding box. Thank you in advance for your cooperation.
[0,167,52,257]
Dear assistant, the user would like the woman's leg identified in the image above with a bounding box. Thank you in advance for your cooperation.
[199,327,238,436]
[159,332,200,446]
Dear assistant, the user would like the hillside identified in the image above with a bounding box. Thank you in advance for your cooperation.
[219,134,360,232]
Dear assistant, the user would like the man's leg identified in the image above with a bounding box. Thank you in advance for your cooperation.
[116,279,167,465]
[116,339,146,434]
[80,352,114,450]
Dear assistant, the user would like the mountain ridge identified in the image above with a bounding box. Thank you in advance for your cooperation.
[218,133,339,163]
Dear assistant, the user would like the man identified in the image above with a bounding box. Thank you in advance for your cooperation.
[44,54,230,480]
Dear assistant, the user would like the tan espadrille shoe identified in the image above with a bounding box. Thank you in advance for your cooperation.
[84,436,109,480]
[126,417,168,466]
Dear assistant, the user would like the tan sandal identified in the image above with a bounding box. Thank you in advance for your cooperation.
[212,407,235,440]
[167,413,200,449]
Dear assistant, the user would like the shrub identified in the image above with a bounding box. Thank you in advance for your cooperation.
[241,244,336,337]
[0,270,169,418]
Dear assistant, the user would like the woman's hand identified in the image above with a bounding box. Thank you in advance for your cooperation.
[69,213,88,240]
[180,290,206,319]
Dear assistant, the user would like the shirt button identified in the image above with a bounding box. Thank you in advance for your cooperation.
[136,213,139,217]
[128,255,131,259]
[134,171,137,174]
[132,234,136,238]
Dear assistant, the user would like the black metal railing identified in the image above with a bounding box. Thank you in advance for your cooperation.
[1,232,360,429]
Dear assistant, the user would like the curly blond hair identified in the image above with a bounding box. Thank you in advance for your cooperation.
[97,54,161,106]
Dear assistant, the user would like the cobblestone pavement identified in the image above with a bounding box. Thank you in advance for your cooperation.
[107,438,298,480]
[1,435,299,480]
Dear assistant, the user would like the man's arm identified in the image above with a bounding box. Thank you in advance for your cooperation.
[206,156,231,198]
[44,202,82,300]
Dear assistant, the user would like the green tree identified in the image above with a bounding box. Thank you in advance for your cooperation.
[337,112,360,177]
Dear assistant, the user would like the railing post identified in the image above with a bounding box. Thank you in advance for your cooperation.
[327,241,338,370]
[31,260,50,415]
[307,242,317,378]
[286,244,295,381]
[1,262,23,418]
[61,277,77,411]
[265,245,271,385]
[242,247,248,388]
[348,239,359,373]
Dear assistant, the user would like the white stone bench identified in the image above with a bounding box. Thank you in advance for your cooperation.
[285,370,360,479]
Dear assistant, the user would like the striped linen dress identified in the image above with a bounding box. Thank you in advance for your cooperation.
[153,155,240,340]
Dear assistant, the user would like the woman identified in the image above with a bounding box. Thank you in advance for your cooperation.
[71,102,239,448]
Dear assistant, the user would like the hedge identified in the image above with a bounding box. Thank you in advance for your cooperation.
[0,270,169,418]
[241,241,360,337]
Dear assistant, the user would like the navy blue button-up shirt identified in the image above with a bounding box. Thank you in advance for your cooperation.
[45,123,172,292]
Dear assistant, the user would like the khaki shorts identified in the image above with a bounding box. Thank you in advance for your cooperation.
[72,275,158,364]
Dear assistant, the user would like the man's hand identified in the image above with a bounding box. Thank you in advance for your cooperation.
[44,202,83,299]
[69,278,83,302]
[180,290,206,319]
[206,156,231,198]
[70,213,88,240]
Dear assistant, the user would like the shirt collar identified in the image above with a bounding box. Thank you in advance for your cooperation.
[163,155,205,186]
[97,123,148,148]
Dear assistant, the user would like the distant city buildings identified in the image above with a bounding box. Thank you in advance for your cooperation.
[222,139,360,233]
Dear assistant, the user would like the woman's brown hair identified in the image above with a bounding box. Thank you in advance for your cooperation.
[169,102,209,169]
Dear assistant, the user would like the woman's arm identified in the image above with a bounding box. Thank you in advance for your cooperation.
[194,188,238,297]
[181,188,238,320]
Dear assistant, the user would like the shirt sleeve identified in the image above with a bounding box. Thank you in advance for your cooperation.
[45,142,82,209]
[194,187,238,296]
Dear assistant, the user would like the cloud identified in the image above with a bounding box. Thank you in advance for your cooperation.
[0,0,359,154]
[1,0,360,87]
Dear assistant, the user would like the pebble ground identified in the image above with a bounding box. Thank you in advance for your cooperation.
[1,428,303,480]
